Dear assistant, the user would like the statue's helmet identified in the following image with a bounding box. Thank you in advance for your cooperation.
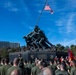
[34,25,39,29]
[34,25,40,32]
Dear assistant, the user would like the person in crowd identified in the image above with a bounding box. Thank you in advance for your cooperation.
[65,61,71,75]
[24,60,31,75]
[0,58,5,75]
[38,67,53,75]
[31,59,40,75]
[56,63,68,75]
[27,60,32,69]
[56,60,61,65]
[0,58,11,75]
[55,64,61,75]
[48,60,57,75]
[38,61,53,75]
[54,56,58,61]
[18,57,27,75]
[6,58,22,75]
[0,57,2,67]
[0,58,5,66]
[36,60,42,75]
[60,56,64,63]
[70,60,76,75]
[24,60,28,68]
[0,55,76,75]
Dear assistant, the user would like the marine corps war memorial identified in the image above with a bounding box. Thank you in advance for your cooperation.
[9,25,68,62]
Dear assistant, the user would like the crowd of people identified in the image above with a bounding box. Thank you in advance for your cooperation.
[0,55,76,75]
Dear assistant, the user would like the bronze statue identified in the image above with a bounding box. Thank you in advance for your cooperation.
[23,25,55,51]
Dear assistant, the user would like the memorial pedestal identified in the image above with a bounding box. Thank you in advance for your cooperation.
[9,50,68,62]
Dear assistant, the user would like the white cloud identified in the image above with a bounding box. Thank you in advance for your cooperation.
[4,1,12,8]
[56,13,76,34]
[8,7,18,12]
[55,17,66,33]
[60,39,76,46]
[33,3,41,7]
[50,39,76,46]
[45,28,55,37]
[56,20,64,27]
[19,0,32,18]
[3,1,32,17]
[54,0,76,13]
[21,22,33,30]
[4,1,18,12]
[66,14,74,33]
[66,13,76,34]
[38,10,42,13]
[66,0,76,8]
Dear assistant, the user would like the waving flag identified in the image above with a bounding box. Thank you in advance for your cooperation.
[44,5,54,14]
[68,49,74,62]
[44,5,51,10]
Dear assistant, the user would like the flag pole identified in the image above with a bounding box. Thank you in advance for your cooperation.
[36,0,48,25]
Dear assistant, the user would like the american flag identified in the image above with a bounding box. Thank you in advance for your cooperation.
[44,5,54,14]
[44,5,51,10]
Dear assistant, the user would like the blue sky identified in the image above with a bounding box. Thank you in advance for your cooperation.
[0,0,76,46]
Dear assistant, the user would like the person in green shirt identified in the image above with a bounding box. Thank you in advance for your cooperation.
[70,60,76,75]
[0,58,11,75]
[31,60,39,75]
[56,63,68,75]
[0,58,5,66]
[31,65,39,75]
[27,60,32,69]
[0,57,2,67]
[55,64,61,75]
[36,68,41,75]
[24,60,31,75]
[31,63,36,68]
[38,67,53,75]
[48,60,56,75]
[6,58,22,75]
[65,61,71,75]
[37,59,48,75]
[0,58,5,75]
[24,60,28,68]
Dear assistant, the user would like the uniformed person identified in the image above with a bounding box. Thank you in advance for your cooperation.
[65,61,71,74]
[6,58,22,75]
[56,63,68,75]
[38,67,53,75]
[70,60,76,75]
[31,60,39,75]
[55,64,61,75]
[0,57,2,67]
[0,58,5,75]
[37,59,48,75]
[0,58,11,75]
[48,60,56,75]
